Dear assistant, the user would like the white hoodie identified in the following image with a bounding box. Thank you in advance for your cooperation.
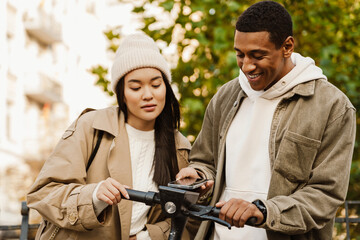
[213,53,327,240]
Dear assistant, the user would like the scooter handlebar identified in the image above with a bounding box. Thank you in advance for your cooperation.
[122,188,257,229]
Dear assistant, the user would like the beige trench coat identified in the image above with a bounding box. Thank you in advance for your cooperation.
[27,106,198,240]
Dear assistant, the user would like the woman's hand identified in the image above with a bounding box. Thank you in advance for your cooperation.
[96,177,130,205]
[176,167,214,196]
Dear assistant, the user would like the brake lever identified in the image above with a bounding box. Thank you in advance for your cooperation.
[183,205,231,229]
[183,208,231,229]
[184,205,258,228]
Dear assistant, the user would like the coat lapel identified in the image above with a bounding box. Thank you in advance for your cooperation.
[107,112,133,239]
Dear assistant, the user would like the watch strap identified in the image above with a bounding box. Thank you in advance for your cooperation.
[252,200,267,225]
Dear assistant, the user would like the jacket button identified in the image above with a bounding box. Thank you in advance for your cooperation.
[68,212,77,225]
[271,220,275,226]
[233,101,238,107]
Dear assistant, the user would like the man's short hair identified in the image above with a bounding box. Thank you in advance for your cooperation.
[236,1,293,49]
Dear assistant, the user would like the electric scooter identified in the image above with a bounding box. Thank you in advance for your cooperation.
[122,185,257,240]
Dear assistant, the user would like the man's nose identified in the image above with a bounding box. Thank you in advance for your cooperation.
[241,57,256,73]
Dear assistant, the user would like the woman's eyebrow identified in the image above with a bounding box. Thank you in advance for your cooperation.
[151,76,162,81]
[127,79,141,83]
[127,75,162,83]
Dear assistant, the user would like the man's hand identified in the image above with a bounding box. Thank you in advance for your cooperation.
[216,198,264,228]
[96,177,130,205]
[176,167,214,196]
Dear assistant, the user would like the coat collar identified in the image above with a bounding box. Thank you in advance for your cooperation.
[92,106,120,137]
[290,79,316,97]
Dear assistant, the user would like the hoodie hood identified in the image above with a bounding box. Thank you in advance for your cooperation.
[239,52,327,101]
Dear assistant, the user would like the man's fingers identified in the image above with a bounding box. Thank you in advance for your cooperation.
[218,201,231,221]
[215,199,262,227]
[175,167,199,180]
[236,203,253,227]
[215,201,226,208]
[224,204,239,226]
[250,203,264,225]
[201,180,214,190]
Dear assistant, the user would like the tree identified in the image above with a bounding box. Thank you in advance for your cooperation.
[91,1,360,235]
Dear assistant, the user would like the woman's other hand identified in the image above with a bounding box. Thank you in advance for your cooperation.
[96,177,130,205]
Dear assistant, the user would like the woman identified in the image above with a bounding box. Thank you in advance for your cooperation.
[27,33,197,240]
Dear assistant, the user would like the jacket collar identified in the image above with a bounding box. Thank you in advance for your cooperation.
[290,79,316,97]
[92,106,120,137]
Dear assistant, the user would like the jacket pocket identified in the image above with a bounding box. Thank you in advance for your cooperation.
[274,130,321,183]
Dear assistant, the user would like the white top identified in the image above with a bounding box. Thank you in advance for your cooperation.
[126,123,157,237]
[214,75,277,240]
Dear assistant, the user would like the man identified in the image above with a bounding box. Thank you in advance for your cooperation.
[176,1,356,239]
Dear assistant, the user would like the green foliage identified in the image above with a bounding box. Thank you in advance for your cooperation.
[90,0,360,207]
[131,0,360,201]
[90,65,113,97]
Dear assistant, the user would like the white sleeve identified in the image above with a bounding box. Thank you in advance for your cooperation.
[92,180,109,216]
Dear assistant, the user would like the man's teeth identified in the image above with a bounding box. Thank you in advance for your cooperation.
[248,74,260,79]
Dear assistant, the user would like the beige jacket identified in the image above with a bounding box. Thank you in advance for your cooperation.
[190,78,356,240]
[27,106,197,240]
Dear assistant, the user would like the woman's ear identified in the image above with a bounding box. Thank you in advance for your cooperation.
[282,36,294,58]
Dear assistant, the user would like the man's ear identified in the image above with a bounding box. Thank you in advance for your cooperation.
[282,36,294,58]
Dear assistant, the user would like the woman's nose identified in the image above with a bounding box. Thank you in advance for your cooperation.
[142,87,153,100]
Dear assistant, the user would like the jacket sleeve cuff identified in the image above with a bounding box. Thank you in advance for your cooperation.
[260,199,280,230]
[146,219,171,240]
[73,184,112,230]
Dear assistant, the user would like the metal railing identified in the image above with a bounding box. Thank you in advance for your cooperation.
[0,202,39,240]
[0,201,359,240]
[335,200,360,240]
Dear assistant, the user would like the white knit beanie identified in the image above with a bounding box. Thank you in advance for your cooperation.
[111,33,172,93]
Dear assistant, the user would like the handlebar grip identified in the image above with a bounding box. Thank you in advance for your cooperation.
[121,189,160,205]
[211,207,258,226]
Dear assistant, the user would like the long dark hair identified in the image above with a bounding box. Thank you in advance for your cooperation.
[115,71,180,186]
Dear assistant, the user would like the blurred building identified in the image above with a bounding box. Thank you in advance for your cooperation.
[0,0,137,224]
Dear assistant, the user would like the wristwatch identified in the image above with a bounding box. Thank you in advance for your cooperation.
[252,200,267,225]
